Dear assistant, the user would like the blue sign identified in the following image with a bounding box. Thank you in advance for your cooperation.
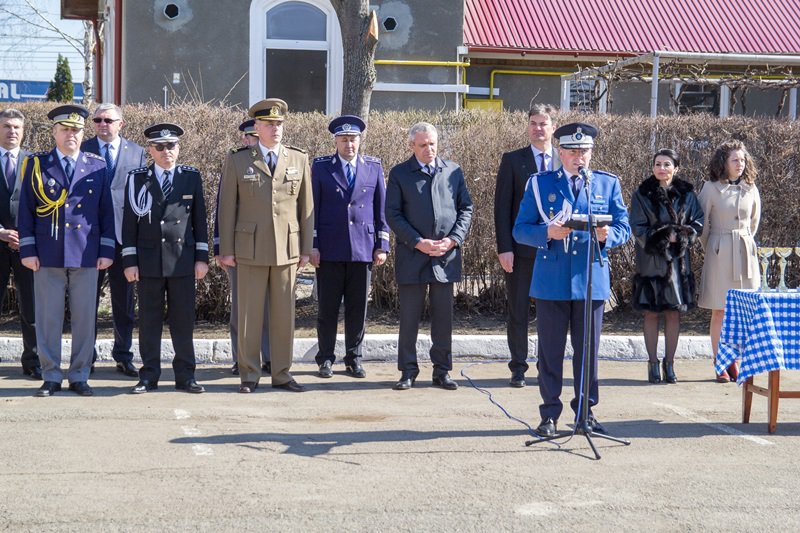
[0,79,84,102]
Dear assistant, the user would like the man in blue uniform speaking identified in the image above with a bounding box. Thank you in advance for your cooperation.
[310,115,389,379]
[513,122,630,437]
[18,104,115,397]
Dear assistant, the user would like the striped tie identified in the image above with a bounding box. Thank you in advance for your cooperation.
[162,170,173,199]
[103,144,115,180]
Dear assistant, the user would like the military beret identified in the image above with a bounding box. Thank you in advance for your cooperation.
[143,123,184,144]
[555,122,598,149]
[328,115,365,136]
[249,98,287,121]
[47,104,89,129]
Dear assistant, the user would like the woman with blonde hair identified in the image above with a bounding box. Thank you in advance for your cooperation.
[698,140,760,382]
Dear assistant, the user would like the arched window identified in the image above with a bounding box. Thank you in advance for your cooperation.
[249,0,342,113]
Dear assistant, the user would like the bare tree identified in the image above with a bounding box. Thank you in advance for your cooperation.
[0,0,97,104]
[330,0,379,118]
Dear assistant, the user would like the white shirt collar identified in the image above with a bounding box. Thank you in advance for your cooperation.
[99,136,121,153]
[154,163,176,184]
[416,158,436,171]
[530,145,552,170]
[55,148,78,163]
[258,142,280,160]
[0,146,20,159]
[339,154,357,173]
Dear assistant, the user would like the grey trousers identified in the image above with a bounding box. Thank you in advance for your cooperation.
[226,265,270,364]
[34,267,98,384]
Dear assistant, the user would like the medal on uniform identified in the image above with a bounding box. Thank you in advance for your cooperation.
[243,166,258,182]
[548,193,556,202]
[47,178,56,187]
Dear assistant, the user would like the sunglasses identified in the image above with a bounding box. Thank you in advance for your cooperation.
[152,142,178,151]
[92,118,121,124]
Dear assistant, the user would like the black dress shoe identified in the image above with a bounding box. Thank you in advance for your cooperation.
[432,373,458,390]
[116,361,139,377]
[35,381,62,397]
[239,381,258,393]
[662,360,677,384]
[90,365,95,375]
[175,379,205,394]
[68,381,94,396]
[273,379,305,392]
[318,360,333,378]
[587,415,607,434]
[231,362,239,375]
[509,371,526,388]
[23,366,43,380]
[261,362,271,375]
[535,417,557,437]
[131,380,158,394]
[344,361,366,378]
[392,371,419,390]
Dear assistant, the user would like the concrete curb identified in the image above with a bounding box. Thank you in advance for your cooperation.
[0,334,714,364]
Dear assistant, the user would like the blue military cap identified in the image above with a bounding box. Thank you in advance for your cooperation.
[555,122,598,149]
[143,123,184,144]
[328,115,365,136]
[47,104,89,129]
[238,119,258,136]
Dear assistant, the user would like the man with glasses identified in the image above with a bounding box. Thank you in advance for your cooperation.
[0,108,39,380]
[218,98,313,394]
[18,104,115,397]
[121,123,209,394]
[81,103,146,377]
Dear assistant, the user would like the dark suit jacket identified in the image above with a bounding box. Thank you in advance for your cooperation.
[81,136,147,244]
[122,164,209,278]
[385,155,473,284]
[0,148,30,233]
[494,145,560,258]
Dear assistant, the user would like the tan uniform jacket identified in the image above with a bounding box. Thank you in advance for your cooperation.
[218,143,313,266]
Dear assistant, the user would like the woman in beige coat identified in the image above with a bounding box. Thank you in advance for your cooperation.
[698,140,760,382]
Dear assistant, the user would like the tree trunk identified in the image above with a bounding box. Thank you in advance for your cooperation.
[82,21,94,104]
[331,0,378,119]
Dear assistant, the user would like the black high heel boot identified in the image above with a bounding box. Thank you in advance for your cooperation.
[648,361,662,384]
[662,359,677,384]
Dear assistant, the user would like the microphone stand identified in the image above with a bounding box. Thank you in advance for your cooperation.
[525,167,630,460]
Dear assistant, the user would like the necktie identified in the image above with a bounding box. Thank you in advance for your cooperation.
[425,164,433,176]
[103,143,115,179]
[4,152,15,191]
[540,153,547,172]
[162,170,173,199]
[63,156,74,181]
[267,151,276,174]
[345,163,355,191]
[572,176,582,198]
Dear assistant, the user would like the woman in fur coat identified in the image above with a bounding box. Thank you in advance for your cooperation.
[630,149,704,384]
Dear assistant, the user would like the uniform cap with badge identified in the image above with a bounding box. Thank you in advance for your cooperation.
[249,98,287,121]
[328,115,365,136]
[47,104,90,129]
[555,122,598,149]
[143,123,184,144]
[238,119,258,137]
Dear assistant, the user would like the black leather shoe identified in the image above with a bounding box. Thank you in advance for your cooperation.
[344,361,366,378]
[587,415,607,434]
[261,362,271,375]
[23,366,43,380]
[393,371,419,390]
[35,381,62,397]
[509,371,526,388]
[536,418,557,437]
[68,381,94,396]
[131,380,158,394]
[231,362,239,375]
[239,381,258,393]
[116,361,139,377]
[648,361,662,384]
[175,379,205,394]
[273,379,305,392]
[662,360,677,384]
[318,360,333,378]
[432,373,458,390]
[90,365,95,375]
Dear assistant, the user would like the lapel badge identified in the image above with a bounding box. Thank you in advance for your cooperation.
[548,193,556,202]
[47,178,56,187]
[251,149,258,157]
[246,166,254,174]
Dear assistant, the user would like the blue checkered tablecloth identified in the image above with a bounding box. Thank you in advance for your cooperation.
[717,289,800,383]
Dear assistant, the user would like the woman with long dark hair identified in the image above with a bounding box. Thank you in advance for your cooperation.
[631,149,704,383]
[698,140,760,382]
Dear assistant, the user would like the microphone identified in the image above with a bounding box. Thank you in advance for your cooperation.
[577,166,592,180]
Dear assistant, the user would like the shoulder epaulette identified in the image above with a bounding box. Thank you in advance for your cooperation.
[84,152,104,160]
[362,155,381,163]
[230,146,249,154]
[313,155,334,163]
[128,166,148,175]
[179,164,199,172]
[30,151,49,158]
[285,145,307,154]
[591,169,619,180]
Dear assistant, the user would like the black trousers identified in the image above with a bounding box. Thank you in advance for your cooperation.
[315,260,371,365]
[535,299,604,421]
[0,244,37,370]
[94,243,135,363]
[397,282,453,376]
[137,275,196,385]
[504,254,535,373]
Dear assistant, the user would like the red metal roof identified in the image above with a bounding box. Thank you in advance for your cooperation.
[464,0,800,55]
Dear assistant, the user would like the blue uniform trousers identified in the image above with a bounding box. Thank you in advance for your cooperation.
[315,260,371,365]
